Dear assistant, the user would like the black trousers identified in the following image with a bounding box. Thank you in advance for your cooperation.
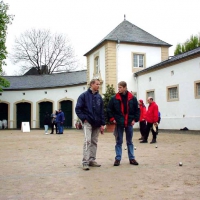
[144,122,157,141]
[139,121,146,137]
[51,122,58,133]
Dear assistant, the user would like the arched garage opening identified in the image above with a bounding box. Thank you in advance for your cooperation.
[16,102,31,129]
[0,103,8,128]
[60,100,72,128]
[39,101,52,128]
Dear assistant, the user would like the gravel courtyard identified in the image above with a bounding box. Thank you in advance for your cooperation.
[0,129,200,200]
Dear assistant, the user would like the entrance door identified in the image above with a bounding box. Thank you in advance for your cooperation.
[0,103,8,121]
[60,100,72,128]
[0,103,8,128]
[39,102,52,128]
[16,103,31,129]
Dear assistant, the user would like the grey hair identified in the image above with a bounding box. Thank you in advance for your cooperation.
[89,79,100,86]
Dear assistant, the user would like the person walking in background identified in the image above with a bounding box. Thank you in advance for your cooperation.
[44,112,51,135]
[56,109,65,134]
[50,110,58,134]
[138,99,147,140]
[75,79,105,170]
[140,97,159,144]
[107,81,140,167]
[156,111,161,134]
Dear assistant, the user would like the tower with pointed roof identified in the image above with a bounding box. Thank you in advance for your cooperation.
[84,18,171,94]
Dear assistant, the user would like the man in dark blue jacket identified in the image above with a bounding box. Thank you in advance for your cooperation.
[56,109,65,134]
[107,81,140,166]
[75,79,105,170]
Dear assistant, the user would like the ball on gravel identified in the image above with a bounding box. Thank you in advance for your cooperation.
[124,147,127,150]
[134,147,137,150]
[155,145,158,148]
[179,162,183,166]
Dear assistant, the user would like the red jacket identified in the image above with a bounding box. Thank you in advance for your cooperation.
[145,102,158,123]
[139,105,146,122]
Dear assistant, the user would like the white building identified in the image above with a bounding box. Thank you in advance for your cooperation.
[84,19,200,130]
[1,19,200,130]
[0,71,87,129]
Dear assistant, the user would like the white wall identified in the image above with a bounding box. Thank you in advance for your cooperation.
[136,57,200,130]
[1,84,87,128]
[117,44,161,92]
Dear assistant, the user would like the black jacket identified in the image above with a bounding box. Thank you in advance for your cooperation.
[107,91,140,127]
[44,114,50,125]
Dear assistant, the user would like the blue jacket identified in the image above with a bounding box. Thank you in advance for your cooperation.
[75,88,105,127]
[56,111,65,123]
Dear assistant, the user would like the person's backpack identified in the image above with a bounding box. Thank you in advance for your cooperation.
[158,111,161,123]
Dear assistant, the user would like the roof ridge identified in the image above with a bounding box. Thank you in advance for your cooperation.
[84,19,171,56]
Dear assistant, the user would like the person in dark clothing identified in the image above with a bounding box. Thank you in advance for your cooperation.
[156,111,161,134]
[56,109,65,134]
[107,81,140,167]
[75,79,105,170]
[50,110,58,134]
[44,112,51,135]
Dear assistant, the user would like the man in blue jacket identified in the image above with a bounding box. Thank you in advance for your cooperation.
[75,79,105,170]
[56,109,65,134]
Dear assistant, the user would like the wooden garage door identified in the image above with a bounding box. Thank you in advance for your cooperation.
[0,103,8,121]
[16,103,31,129]
[60,100,72,128]
[39,102,52,128]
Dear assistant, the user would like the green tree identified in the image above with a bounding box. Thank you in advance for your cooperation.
[0,1,13,91]
[102,84,116,124]
[174,34,200,55]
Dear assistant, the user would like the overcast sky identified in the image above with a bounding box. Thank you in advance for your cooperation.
[3,0,200,75]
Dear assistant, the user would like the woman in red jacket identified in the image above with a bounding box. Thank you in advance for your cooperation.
[138,99,147,140]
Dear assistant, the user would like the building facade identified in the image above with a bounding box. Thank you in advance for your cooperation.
[84,19,200,130]
[0,71,87,129]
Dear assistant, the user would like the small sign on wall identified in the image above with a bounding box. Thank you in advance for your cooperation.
[21,122,30,132]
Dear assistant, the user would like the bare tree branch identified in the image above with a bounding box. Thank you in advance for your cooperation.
[11,29,78,74]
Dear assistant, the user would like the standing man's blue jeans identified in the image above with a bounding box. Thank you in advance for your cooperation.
[115,125,135,161]
[57,122,63,134]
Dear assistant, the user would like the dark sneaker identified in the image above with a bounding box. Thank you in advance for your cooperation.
[140,140,148,143]
[114,160,120,166]
[138,137,143,140]
[130,159,139,165]
[150,139,157,144]
[82,163,90,170]
[89,161,101,167]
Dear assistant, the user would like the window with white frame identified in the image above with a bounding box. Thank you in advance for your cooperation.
[197,83,200,96]
[167,85,179,101]
[94,56,100,74]
[146,90,155,102]
[194,81,200,98]
[133,54,144,68]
